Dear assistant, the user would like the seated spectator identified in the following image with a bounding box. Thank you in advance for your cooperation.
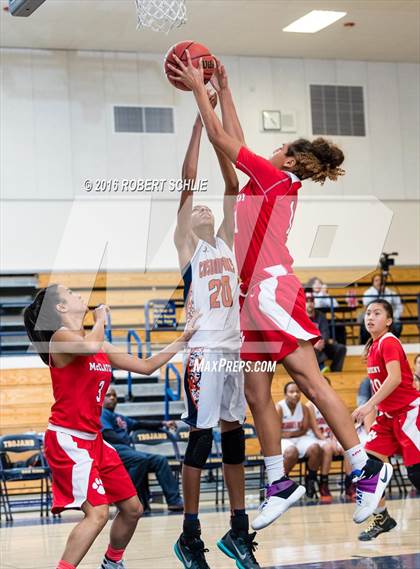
[306,396,355,503]
[357,376,373,406]
[305,291,347,372]
[307,276,339,310]
[413,354,420,391]
[359,274,403,342]
[101,386,184,512]
[277,382,322,499]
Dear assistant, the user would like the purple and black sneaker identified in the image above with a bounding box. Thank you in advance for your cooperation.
[352,459,393,524]
[251,477,305,531]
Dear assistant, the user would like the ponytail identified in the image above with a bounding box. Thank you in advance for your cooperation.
[23,285,62,365]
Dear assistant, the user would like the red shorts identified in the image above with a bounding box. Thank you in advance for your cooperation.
[364,400,420,466]
[240,274,320,362]
[44,429,137,514]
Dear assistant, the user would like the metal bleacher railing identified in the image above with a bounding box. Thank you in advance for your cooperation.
[320,293,420,342]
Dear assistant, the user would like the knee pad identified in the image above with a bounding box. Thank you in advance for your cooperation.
[221,427,245,465]
[183,429,213,469]
[407,463,420,490]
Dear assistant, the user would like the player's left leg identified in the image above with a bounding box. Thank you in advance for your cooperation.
[100,496,143,568]
[97,439,143,569]
[282,340,393,524]
[216,420,260,569]
[245,367,305,531]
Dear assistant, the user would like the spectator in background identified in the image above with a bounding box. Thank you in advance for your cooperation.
[306,291,347,372]
[357,377,373,406]
[277,382,322,499]
[307,276,339,310]
[101,387,184,512]
[413,354,420,391]
[360,274,403,342]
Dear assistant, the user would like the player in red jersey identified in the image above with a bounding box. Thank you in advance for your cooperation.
[168,53,393,531]
[23,284,198,569]
[352,299,420,541]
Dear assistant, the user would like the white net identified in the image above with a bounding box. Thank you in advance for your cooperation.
[135,0,187,34]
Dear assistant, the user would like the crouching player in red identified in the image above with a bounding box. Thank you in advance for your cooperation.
[24,285,198,569]
[353,299,420,541]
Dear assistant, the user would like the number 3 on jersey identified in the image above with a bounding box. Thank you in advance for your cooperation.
[96,380,105,402]
[209,276,233,308]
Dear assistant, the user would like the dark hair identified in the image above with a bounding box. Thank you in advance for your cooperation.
[23,285,62,365]
[414,354,420,365]
[371,273,382,285]
[283,380,297,395]
[286,137,345,185]
[363,299,394,357]
[307,276,323,289]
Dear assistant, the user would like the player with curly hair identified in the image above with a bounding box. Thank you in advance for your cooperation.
[168,53,392,534]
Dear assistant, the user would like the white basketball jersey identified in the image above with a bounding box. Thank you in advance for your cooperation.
[184,237,240,350]
[278,399,304,433]
[307,402,332,438]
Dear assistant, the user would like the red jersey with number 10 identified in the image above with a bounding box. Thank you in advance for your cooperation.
[367,333,417,414]
[234,146,302,291]
[49,351,112,433]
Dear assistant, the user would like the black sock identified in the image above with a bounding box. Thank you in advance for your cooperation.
[320,474,328,484]
[182,517,201,542]
[307,469,318,481]
[231,510,249,535]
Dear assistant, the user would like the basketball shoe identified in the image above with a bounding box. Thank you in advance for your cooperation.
[358,509,397,541]
[217,530,260,569]
[251,476,305,530]
[352,459,393,523]
[99,558,126,569]
[174,535,210,569]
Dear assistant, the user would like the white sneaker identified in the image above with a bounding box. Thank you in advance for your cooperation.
[100,557,126,569]
[353,460,393,524]
[251,477,306,531]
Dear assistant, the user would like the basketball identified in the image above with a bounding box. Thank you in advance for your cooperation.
[164,40,215,91]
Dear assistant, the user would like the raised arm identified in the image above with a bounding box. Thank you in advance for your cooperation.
[173,113,203,266]
[214,146,239,248]
[168,54,242,164]
[50,305,108,357]
[211,59,246,145]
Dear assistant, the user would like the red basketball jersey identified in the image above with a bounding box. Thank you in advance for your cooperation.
[49,351,112,433]
[234,146,302,291]
[367,333,417,414]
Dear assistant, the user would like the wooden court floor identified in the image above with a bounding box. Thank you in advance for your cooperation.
[0,498,419,569]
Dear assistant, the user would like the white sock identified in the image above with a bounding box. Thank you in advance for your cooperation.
[345,444,369,473]
[264,455,285,484]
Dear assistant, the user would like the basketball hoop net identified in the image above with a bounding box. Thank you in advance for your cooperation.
[135,0,187,34]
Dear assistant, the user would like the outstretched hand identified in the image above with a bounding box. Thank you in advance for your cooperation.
[167,50,207,92]
[352,401,374,425]
[210,58,228,92]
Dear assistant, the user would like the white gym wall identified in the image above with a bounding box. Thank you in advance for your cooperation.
[0,49,419,270]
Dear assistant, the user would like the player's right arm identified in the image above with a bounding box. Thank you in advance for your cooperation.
[173,113,203,269]
[50,305,108,358]
[211,59,246,145]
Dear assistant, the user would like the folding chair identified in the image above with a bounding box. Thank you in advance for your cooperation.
[0,434,51,521]
[131,428,181,507]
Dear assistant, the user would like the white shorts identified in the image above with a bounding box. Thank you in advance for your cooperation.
[282,435,321,459]
[181,348,246,429]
